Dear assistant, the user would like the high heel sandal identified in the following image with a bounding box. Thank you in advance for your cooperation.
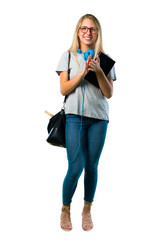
[60,205,72,231]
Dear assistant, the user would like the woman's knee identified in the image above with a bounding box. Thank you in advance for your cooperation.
[67,164,84,181]
[85,163,98,175]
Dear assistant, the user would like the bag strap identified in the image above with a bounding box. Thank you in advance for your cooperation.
[64,51,71,103]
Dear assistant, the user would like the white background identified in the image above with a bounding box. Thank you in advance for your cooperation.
[0,0,160,239]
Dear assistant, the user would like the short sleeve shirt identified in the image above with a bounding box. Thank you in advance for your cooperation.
[56,51,116,121]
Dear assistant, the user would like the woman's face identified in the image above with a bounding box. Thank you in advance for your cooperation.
[78,18,98,51]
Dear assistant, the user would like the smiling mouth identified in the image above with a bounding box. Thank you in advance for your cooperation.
[84,37,92,40]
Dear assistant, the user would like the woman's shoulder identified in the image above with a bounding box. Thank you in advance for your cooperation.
[59,51,78,61]
[57,51,71,65]
[59,51,69,58]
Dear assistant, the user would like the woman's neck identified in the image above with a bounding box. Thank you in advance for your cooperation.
[80,45,95,53]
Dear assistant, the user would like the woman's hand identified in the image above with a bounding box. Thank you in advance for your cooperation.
[60,55,92,96]
[88,54,113,99]
[81,54,92,78]
[88,55,101,73]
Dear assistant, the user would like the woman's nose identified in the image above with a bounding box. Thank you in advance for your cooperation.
[86,28,92,35]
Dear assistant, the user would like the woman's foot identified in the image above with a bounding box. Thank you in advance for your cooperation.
[82,201,93,231]
[60,205,72,231]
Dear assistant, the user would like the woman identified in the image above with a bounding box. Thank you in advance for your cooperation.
[56,14,116,231]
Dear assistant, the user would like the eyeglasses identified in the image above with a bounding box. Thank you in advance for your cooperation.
[80,26,97,34]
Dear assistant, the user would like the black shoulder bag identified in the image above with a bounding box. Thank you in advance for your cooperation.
[46,52,71,147]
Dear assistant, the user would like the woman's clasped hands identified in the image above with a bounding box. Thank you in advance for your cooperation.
[82,54,101,78]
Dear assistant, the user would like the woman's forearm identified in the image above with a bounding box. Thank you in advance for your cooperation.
[96,69,113,99]
[60,71,84,96]
[60,60,89,96]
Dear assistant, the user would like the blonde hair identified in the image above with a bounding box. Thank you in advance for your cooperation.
[68,14,104,62]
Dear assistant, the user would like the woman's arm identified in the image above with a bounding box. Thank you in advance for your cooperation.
[95,68,113,99]
[60,55,92,96]
[60,71,84,96]
[88,55,113,99]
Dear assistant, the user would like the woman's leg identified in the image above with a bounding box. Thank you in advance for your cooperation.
[63,115,87,205]
[81,120,108,230]
[84,119,108,202]
[61,115,87,230]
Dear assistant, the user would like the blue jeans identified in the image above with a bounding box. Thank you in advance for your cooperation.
[62,114,109,205]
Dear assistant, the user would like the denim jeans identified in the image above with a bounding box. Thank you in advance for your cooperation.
[62,114,109,205]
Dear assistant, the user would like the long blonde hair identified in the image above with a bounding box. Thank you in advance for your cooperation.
[68,14,104,61]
